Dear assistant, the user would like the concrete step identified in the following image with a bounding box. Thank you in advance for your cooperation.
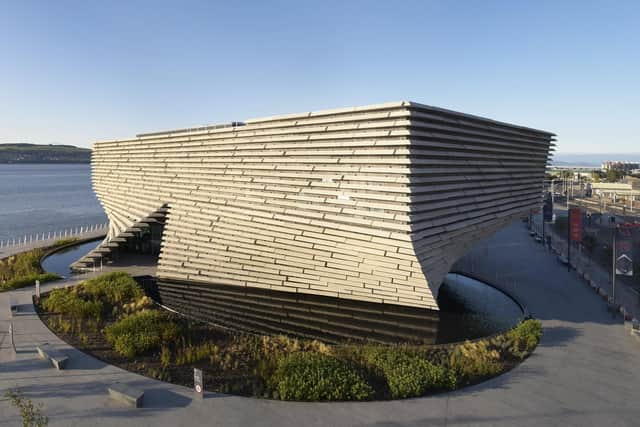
[108,384,144,408]
[36,344,69,370]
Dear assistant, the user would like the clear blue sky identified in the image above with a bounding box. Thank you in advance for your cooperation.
[1,1,638,152]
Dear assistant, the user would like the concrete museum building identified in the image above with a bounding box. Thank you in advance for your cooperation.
[76,101,554,342]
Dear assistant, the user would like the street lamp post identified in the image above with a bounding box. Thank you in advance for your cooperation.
[570,178,573,200]
[567,210,571,272]
[611,223,616,303]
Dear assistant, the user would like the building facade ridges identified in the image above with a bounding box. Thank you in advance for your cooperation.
[90,102,553,311]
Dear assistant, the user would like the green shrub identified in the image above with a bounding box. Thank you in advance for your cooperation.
[121,295,154,315]
[40,272,144,319]
[506,319,542,358]
[1,272,61,291]
[105,310,182,358]
[81,272,143,306]
[52,237,79,247]
[0,248,49,289]
[175,341,220,366]
[42,287,103,319]
[39,273,152,340]
[0,248,42,277]
[259,335,331,357]
[363,349,453,399]
[448,340,502,381]
[273,352,373,401]
[160,345,172,368]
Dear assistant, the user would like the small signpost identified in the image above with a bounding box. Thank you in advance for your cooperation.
[616,254,633,276]
[194,368,204,400]
[615,228,634,277]
[542,192,553,247]
[611,222,639,303]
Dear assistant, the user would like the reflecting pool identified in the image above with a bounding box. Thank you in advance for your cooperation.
[41,239,101,277]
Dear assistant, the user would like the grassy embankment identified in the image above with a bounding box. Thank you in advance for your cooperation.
[0,238,79,291]
[38,272,543,401]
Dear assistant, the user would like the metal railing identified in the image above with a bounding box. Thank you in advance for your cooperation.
[0,222,109,250]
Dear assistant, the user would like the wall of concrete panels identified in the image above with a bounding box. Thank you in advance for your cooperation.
[91,101,554,310]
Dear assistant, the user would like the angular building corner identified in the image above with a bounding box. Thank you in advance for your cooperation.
[82,101,554,319]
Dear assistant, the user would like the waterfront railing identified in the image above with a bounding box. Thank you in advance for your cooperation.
[0,222,109,251]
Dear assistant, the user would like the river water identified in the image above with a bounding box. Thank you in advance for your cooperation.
[0,164,107,241]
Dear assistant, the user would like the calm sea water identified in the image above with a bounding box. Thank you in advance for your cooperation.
[0,164,107,242]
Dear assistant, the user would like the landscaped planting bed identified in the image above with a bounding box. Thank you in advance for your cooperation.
[36,272,543,401]
[0,239,79,291]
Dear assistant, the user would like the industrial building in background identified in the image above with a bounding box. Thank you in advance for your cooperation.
[601,161,640,173]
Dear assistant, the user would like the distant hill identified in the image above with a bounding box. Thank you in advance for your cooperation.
[0,143,90,163]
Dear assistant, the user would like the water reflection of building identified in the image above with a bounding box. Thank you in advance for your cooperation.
[78,102,553,338]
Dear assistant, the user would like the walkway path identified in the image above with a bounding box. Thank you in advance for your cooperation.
[1,221,639,426]
[0,226,107,259]
[528,212,640,320]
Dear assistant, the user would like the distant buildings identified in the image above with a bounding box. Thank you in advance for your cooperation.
[601,161,640,173]
[591,177,640,202]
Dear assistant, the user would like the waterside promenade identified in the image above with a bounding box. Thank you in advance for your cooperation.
[0,223,108,259]
[528,214,640,320]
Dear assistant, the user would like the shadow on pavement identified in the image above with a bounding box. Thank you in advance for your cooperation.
[538,325,581,347]
[12,379,192,410]
[142,387,192,409]
[0,358,50,374]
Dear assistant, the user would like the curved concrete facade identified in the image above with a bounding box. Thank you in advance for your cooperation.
[90,101,554,310]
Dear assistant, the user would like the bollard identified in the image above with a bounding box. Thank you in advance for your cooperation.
[36,280,40,298]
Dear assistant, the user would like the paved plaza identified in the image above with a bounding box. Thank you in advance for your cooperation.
[1,220,639,426]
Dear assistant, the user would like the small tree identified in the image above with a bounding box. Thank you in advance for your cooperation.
[591,171,604,182]
[606,169,625,182]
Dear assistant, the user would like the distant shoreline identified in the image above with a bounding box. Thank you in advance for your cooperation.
[0,161,90,164]
[0,143,91,164]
